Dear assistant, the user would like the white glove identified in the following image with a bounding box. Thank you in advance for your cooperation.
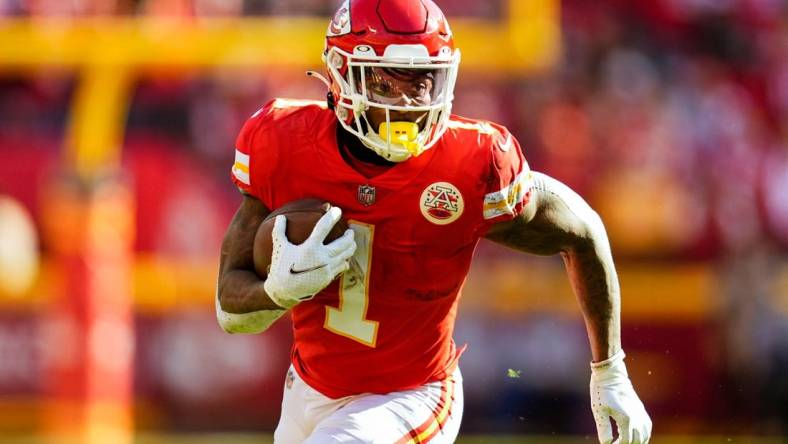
[263,206,356,309]
[590,350,652,444]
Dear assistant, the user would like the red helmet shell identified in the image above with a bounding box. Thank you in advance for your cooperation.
[326,0,454,58]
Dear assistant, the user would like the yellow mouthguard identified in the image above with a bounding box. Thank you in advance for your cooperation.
[378,121,424,156]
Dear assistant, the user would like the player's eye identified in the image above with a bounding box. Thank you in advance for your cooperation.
[415,79,433,95]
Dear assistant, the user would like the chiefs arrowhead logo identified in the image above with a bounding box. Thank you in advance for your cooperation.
[328,0,351,36]
[420,182,464,225]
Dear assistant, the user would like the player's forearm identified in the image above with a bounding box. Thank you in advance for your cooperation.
[562,212,622,363]
[484,172,623,361]
[217,194,279,314]
[216,269,287,334]
[218,269,281,313]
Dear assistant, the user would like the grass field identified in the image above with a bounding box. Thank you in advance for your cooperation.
[2,434,786,444]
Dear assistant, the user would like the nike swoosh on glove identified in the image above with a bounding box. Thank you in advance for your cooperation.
[590,350,652,444]
[263,206,356,309]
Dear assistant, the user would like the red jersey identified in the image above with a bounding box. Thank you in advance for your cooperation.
[231,98,532,398]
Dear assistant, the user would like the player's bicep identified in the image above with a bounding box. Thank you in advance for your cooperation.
[219,194,271,276]
[484,172,596,256]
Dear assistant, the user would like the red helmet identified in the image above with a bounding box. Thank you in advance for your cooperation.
[322,0,461,162]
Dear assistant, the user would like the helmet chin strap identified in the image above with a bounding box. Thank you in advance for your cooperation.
[361,130,413,162]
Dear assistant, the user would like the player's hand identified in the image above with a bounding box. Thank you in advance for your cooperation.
[590,350,652,444]
[263,206,356,309]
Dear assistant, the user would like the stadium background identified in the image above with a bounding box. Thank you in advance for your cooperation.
[0,0,787,442]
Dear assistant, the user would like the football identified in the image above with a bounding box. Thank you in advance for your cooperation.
[253,198,349,278]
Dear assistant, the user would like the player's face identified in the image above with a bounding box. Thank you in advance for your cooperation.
[358,67,434,129]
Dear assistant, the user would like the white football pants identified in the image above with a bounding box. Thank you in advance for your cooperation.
[273,365,464,444]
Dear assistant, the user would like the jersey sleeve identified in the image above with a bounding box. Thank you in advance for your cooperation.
[230,100,279,201]
[479,124,534,227]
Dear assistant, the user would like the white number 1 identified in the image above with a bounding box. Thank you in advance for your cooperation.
[324,221,379,347]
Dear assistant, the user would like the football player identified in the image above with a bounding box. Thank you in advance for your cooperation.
[216,0,652,443]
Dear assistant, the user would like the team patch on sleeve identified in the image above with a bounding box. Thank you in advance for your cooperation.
[232,149,250,186]
[483,170,533,220]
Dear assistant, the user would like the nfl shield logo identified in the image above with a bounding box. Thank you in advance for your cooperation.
[357,185,376,206]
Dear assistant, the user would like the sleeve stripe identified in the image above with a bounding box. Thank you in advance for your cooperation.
[233,161,249,174]
[234,149,250,166]
[483,170,533,220]
[232,149,251,186]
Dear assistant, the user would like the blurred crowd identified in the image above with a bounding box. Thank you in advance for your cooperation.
[547,0,788,261]
[2,0,787,259]
[1,0,787,436]
[0,0,500,18]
